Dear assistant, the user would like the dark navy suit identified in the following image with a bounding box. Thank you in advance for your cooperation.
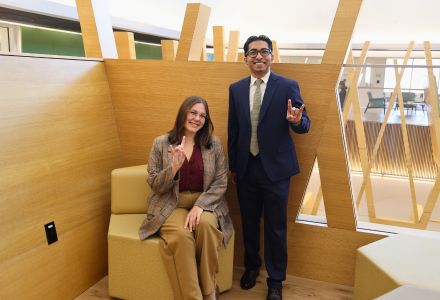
[228,72,310,288]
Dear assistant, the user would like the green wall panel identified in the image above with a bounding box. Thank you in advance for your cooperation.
[21,27,85,57]
[135,43,162,60]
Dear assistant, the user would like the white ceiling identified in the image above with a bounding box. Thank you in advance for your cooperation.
[2,0,440,46]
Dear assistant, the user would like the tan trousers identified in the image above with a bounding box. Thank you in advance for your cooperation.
[159,191,223,300]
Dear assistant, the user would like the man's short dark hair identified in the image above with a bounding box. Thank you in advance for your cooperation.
[243,35,273,56]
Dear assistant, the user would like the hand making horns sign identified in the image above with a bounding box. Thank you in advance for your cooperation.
[169,136,186,176]
[286,99,305,124]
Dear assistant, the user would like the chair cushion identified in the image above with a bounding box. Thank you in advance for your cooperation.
[108,214,172,300]
[108,213,234,299]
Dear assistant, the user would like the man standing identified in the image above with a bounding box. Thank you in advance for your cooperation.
[228,35,310,300]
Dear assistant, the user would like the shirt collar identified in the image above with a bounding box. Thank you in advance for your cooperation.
[250,70,271,86]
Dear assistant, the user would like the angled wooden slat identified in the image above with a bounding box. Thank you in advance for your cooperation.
[392,59,419,222]
[237,52,244,62]
[321,0,363,65]
[419,42,440,227]
[161,40,179,61]
[309,44,369,218]
[176,3,211,61]
[200,39,207,61]
[424,42,440,166]
[341,43,377,219]
[356,42,414,208]
[226,30,240,62]
[272,40,281,63]
[114,32,136,59]
[75,0,117,58]
[213,26,225,62]
[317,0,364,230]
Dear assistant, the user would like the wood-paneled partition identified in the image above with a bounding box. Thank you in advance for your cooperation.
[104,59,384,285]
[0,54,122,299]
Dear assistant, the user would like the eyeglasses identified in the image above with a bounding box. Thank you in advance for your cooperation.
[246,48,272,58]
[188,110,207,120]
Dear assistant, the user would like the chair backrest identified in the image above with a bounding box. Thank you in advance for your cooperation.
[402,92,416,102]
[367,91,373,100]
[111,164,150,214]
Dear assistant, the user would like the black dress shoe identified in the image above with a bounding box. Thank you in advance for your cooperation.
[267,287,282,300]
[240,269,260,289]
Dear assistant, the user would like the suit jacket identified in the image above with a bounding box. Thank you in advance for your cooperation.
[228,72,311,182]
[139,134,234,246]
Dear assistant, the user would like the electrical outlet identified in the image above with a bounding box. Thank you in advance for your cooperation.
[44,221,58,245]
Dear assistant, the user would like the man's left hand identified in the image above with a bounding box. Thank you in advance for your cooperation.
[286,99,305,124]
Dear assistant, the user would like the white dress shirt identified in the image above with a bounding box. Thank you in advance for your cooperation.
[249,71,271,111]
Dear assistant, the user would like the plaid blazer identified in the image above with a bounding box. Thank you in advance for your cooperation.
[139,134,234,246]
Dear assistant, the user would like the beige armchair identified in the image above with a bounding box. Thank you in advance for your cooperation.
[108,165,234,300]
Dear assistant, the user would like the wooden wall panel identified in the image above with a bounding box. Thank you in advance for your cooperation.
[0,214,109,300]
[0,54,122,299]
[287,223,383,285]
[103,59,382,284]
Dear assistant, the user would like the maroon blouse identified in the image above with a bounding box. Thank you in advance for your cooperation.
[179,145,204,192]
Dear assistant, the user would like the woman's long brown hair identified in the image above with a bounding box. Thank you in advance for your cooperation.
[168,96,214,148]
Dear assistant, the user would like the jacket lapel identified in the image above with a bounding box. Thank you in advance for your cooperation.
[259,72,279,122]
[201,145,212,191]
[239,77,251,125]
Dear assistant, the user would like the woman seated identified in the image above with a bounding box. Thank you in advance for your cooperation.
[139,96,234,300]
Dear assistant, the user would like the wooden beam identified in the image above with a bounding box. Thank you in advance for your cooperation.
[200,39,207,61]
[213,26,225,62]
[272,40,281,63]
[75,0,117,58]
[356,42,414,210]
[161,40,178,61]
[419,42,440,227]
[176,3,211,61]
[114,32,136,59]
[424,42,440,166]
[226,30,240,62]
[345,44,376,219]
[321,0,363,65]
[393,59,419,222]
[317,0,364,230]
[237,52,244,62]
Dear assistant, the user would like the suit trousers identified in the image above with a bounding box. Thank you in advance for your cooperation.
[158,191,223,300]
[237,154,290,289]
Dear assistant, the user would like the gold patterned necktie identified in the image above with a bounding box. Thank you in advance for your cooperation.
[250,79,263,156]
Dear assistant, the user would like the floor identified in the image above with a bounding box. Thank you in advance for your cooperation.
[75,268,354,300]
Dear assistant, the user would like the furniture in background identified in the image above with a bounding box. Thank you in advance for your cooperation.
[354,234,440,300]
[364,91,386,114]
[394,92,417,112]
[108,165,234,300]
[376,285,440,300]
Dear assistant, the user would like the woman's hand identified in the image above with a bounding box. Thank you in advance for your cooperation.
[184,205,203,232]
[169,136,186,175]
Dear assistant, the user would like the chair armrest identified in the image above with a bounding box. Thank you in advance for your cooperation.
[111,164,150,214]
